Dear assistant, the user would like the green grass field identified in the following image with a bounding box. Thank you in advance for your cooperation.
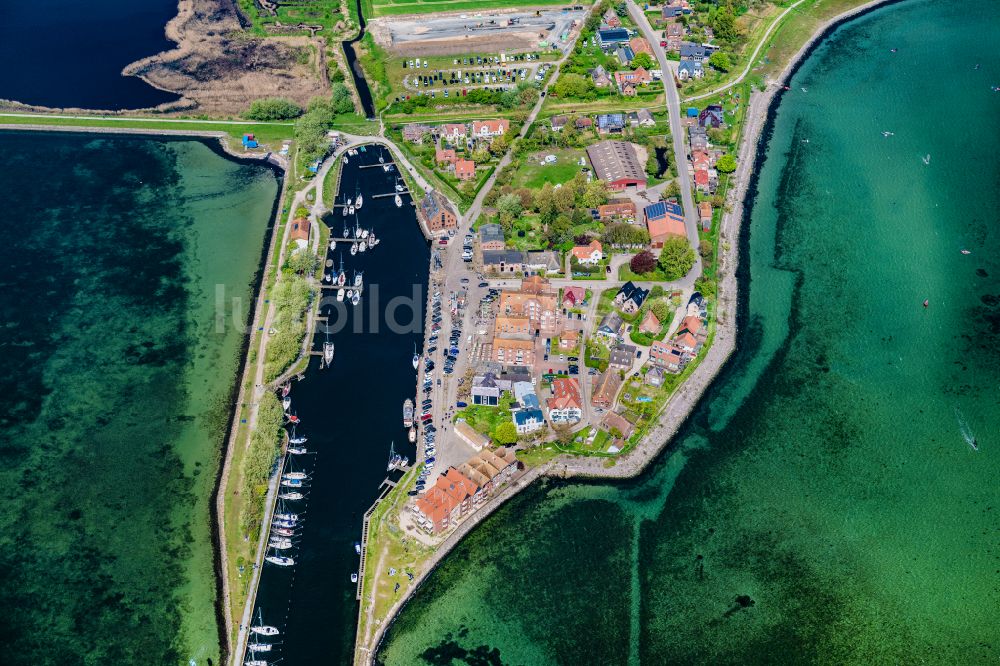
[365,0,570,18]
[510,147,587,188]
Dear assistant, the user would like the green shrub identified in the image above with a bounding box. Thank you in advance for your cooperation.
[244,97,303,121]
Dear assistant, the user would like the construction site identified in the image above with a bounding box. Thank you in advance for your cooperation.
[368,7,587,56]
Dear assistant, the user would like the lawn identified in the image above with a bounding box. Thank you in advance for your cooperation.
[454,393,514,439]
[510,147,588,189]
[507,214,550,252]
[365,0,569,18]
[618,263,674,283]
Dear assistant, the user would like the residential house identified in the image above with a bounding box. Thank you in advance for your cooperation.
[551,115,569,132]
[691,150,712,171]
[479,223,505,251]
[680,42,709,61]
[636,108,655,127]
[698,201,713,232]
[661,0,692,18]
[676,315,703,339]
[413,467,479,533]
[586,140,648,191]
[614,281,649,314]
[688,291,708,319]
[492,337,535,368]
[571,239,603,265]
[289,217,310,248]
[645,365,666,387]
[455,419,491,450]
[590,65,612,88]
[576,116,594,130]
[519,275,553,295]
[562,286,586,308]
[616,45,635,67]
[472,119,510,138]
[689,125,709,151]
[649,340,686,372]
[628,110,640,127]
[591,369,623,408]
[513,380,537,407]
[699,104,725,128]
[482,249,527,273]
[513,407,545,434]
[418,191,458,232]
[525,251,561,273]
[602,8,621,28]
[596,311,625,339]
[629,37,653,55]
[609,343,637,369]
[435,148,457,166]
[664,22,684,51]
[598,199,637,221]
[402,123,431,143]
[693,168,717,194]
[614,67,651,95]
[547,377,582,424]
[494,316,532,338]
[455,159,476,181]
[602,411,635,439]
[596,28,630,50]
[639,309,661,335]
[441,123,468,142]
[596,113,626,134]
[471,373,502,406]
[644,200,686,247]
[678,59,704,81]
[499,282,560,335]
[559,328,580,350]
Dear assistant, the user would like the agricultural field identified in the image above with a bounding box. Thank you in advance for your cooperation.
[364,0,571,19]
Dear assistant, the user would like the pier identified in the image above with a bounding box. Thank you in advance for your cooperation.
[320,284,365,292]
[358,162,396,169]
[372,190,412,199]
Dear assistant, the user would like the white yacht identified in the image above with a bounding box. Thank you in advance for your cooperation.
[350,241,357,256]
[283,472,308,481]
[355,193,363,208]
[351,291,360,306]
[278,491,304,500]
[358,241,367,253]
[336,289,345,302]
[395,194,402,207]
[323,340,335,366]
[265,555,295,567]
[268,538,293,550]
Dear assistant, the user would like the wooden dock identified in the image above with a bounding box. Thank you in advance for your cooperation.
[359,162,396,169]
[320,284,364,292]
[357,481,395,599]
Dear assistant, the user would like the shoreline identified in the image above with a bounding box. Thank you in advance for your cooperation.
[362,0,899,661]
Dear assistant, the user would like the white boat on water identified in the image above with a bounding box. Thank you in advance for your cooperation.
[343,223,349,236]
[358,241,367,253]
[368,234,376,249]
[345,289,354,300]
[283,472,308,480]
[286,445,307,454]
[247,642,272,653]
[361,228,369,239]
[412,344,420,370]
[289,432,307,444]
[354,542,361,554]
[395,194,402,207]
[356,194,364,208]
[395,183,404,192]
[282,396,291,411]
[348,204,355,214]
[251,610,279,636]
[278,491,305,500]
[351,573,359,583]
[265,555,295,567]
[272,527,295,537]
[403,399,414,427]
[323,340,335,366]
[268,538,293,550]
[350,242,358,255]
[280,478,304,488]
[379,155,385,164]
[245,659,268,666]
[354,271,363,288]
[274,512,298,521]
[383,164,390,172]
[336,289,345,302]
[408,425,416,443]
[329,238,336,250]
[351,291,361,306]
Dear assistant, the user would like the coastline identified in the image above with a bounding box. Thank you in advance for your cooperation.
[361,0,899,661]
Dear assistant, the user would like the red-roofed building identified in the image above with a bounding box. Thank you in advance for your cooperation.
[436,148,457,166]
[455,159,476,181]
[639,309,661,335]
[570,239,603,265]
[441,123,467,142]
[562,286,586,308]
[694,168,711,193]
[698,201,713,231]
[629,37,653,55]
[289,217,310,247]
[649,340,685,372]
[413,467,480,533]
[472,119,510,138]
[598,200,636,221]
[547,377,582,424]
[614,67,651,95]
[691,150,711,171]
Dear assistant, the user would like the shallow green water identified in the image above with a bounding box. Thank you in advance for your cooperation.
[378,1,1000,663]
[0,132,279,664]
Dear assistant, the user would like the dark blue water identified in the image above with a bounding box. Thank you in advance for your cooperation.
[251,145,426,662]
[0,0,179,109]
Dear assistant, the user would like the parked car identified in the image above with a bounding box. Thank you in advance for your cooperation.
[478,282,489,287]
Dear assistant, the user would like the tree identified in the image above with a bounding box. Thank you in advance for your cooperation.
[489,133,511,156]
[330,82,355,114]
[657,237,697,280]
[602,222,650,247]
[244,97,302,121]
[709,51,732,73]
[494,421,518,445]
[286,249,319,275]
[496,193,523,225]
[553,184,576,212]
[548,214,574,246]
[535,183,558,224]
[630,250,657,274]
[582,180,609,208]
[554,73,595,99]
[694,276,716,298]
[716,153,737,173]
[699,239,714,260]
[471,147,491,164]
[650,298,672,322]
[714,8,739,42]
[663,181,681,199]
[631,52,654,70]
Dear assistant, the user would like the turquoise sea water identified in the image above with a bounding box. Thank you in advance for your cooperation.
[378,0,1000,663]
[0,132,279,664]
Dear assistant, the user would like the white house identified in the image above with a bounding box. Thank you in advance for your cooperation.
[570,239,603,265]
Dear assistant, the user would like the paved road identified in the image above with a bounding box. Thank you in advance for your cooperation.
[684,0,807,103]
[627,1,702,288]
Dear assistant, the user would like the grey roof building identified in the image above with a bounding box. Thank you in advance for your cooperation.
[597,311,625,337]
[525,251,561,272]
[586,140,647,190]
[609,344,637,369]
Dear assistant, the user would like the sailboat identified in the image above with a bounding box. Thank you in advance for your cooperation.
[343,221,349,236]
[283,472,308,480]
[395,193,403,207]
[341,195,348,216]
[337,256,346,286]
[379,155,385,164]
[289,430,307,445]
[354,218,361,238]
[286,446,308,456]
[395,182,404,192]
[278,491,305,500]
[412,343,420,370]
[358,239,367,253]
[323,338,335,367]
[250,609,279,636]
[280,383,291,398]
[265,554,295,567]
[280,478,304,488]
[247,642,273,653]
[350,241,358,256]
[336,288,345,302]
[387,441,403,471]
[355,192,363,209]
[368,233,376,249]
[354,271,363,288]
[282,395,291,411]
[329,238,336,251]
[351,291,361,306]
[268,538,293,550]
[922,154,931,165]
